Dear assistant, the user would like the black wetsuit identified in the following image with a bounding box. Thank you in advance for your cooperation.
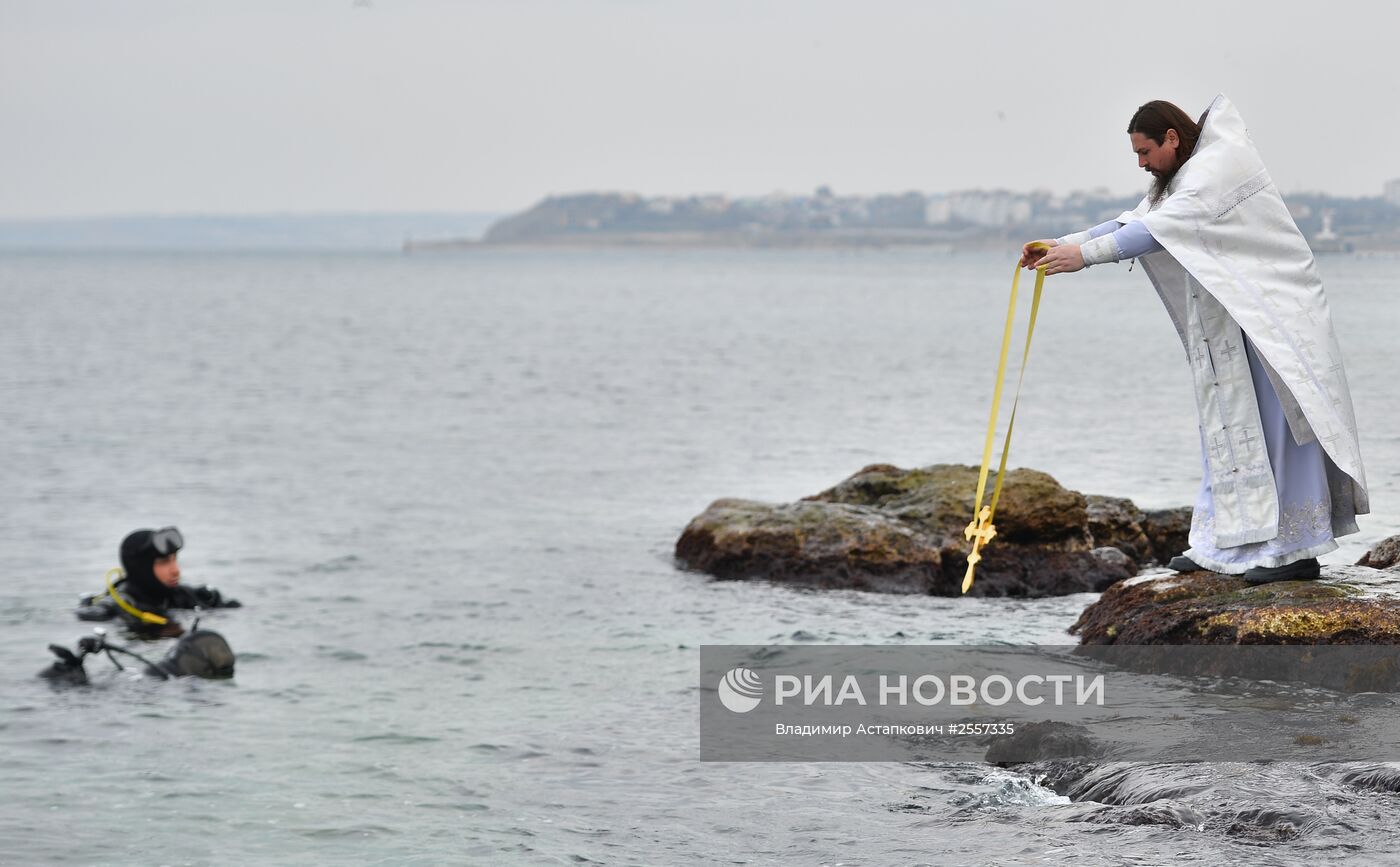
[76,531,239,636]
[77,579,238,617]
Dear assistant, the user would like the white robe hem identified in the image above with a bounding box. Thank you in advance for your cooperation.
[1184,539,1339,575]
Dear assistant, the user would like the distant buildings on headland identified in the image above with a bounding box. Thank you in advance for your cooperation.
[408,183,1400,252]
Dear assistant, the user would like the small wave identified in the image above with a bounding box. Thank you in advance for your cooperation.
[1330,762,1400,793]
[432,654,480,667]
[1065,799,1208,830]
[304,555,362,574]
[316,647,369,662]
[350,733,441,744]
[296,824,401,839]
[407,641,490,651]
[414,801,489,812]
[944,768,1072,812]
[1221,805,1326,841]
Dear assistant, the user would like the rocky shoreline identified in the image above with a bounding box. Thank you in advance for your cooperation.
[676,461,1400,647]
[680,462,1400,782]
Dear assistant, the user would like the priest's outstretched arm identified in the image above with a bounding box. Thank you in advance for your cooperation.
[1021,220,1164,275]
[1072,220,1163,264]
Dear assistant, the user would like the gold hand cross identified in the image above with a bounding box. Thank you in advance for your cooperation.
[962,505,996,593]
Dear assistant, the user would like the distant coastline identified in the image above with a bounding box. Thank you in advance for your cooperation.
[7,191,1400,253]
[406,228,979,252]
[410,187,1400,253]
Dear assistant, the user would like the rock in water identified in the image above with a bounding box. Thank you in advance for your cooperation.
[984,721,1104,764]
[1070,565,1400,645]
[675,464,1180,597]
[1356,533,1400,570]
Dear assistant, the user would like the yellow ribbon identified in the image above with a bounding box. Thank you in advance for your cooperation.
[963,247,1049,593]
[103,567,169,625]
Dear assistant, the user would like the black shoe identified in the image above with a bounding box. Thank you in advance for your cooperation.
[1167,555,1206,572]
[1243,558,1321,585]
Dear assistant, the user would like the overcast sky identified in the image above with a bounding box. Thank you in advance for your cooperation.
[3,0,1395,218]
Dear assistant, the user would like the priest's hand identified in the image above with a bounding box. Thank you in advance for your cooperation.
[1034,243,1085,275]
[1019,239,1056,269]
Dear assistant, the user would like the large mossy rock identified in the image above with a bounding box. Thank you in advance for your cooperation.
[805,464,1088,547]
[675,463,1188,597]
[1070,565,1400,645]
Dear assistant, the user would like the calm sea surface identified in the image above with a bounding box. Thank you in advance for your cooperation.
[2,249,1398,864]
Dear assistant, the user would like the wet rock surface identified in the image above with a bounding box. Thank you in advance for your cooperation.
[675,463,1188,597]
[1070,565,1400,645]
[1010,760,1339,840]
[1061,562,1400,700]
[983,721,1104,764]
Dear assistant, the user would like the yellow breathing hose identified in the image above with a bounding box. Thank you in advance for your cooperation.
[963,246,1049,593]
[102,568,169,625]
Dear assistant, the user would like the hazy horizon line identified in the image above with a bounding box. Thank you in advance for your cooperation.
[6,180,1398,224]
[0,209,507,224]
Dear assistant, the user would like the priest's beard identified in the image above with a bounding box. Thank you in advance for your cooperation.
[1149,162,1182,207]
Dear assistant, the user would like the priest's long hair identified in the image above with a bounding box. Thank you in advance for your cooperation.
[1128,100,1208,205]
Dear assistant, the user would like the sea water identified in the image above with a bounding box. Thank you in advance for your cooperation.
[2,248,1398,864]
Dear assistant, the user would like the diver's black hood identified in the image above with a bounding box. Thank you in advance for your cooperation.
[119,530,166,602]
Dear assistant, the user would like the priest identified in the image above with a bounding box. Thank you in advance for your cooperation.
[1022,96,1368,584]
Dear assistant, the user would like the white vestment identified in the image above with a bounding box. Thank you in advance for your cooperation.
[1114,94,1367,549]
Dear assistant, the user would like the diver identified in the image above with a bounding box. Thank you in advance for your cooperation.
[39,626,236,686]
[76,527,241,637]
